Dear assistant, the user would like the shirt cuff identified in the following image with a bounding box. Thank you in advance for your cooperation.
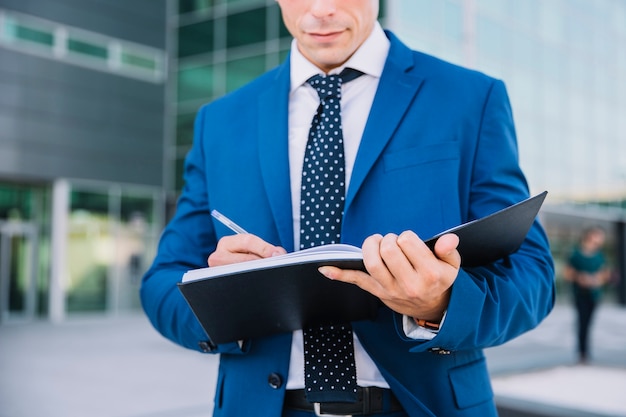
[402,311,447,340]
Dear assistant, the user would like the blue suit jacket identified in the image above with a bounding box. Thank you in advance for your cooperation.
[141,31,555,417]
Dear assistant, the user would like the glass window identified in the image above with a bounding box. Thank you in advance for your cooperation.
[610,1,626,37]
[542,82,563,123]
[121,195,155,225]
[508,0,537,29]
[179,0,215,14]
[401,0,439,34]
[279,18,291,39]
[0,185,36,220]
[66,186,160,314]
[67,37,108,60]
[227,7,266,48]
[121,50,157,71]
[511,32,535,71]
[568,92,588,130]
[568,55,591,90]
[265,48,290,68]
[279,47,290,63]
[177,112,196,147]
[179,20,214,58]
[67,190,110,312]
[444,1,463,42]
[594,99,612,136]
[478,0,506,18]
[175,156,187,192]
[226,0,266,8]
[477,16,503,60]
[539,2,565,44]
[565,12,592,52]
[270,2,291,40]
[0,183,50,319]
[5,18,54,48]
[178,64,213,102]
[1,11,164,83]
[115,194,157,311]
[379,0,387,19]
[540,44,563,82]
[226,54,266,92]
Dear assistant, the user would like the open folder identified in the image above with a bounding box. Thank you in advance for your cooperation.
[178,191,547,344]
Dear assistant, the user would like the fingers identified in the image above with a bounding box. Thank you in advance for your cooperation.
[317,234,389,296]
[433,233,461,269]
[208,234,286,267]
[361,233,395,285]
[321,230,460,319]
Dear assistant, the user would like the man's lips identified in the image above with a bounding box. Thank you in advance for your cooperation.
[307,30,344,41]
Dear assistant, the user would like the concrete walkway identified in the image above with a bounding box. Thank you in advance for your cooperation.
[1,302,625,417]
[487,302,626,417]
[0,314,217,417]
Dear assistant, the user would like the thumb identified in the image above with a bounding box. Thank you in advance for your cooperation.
[434,233,461,268]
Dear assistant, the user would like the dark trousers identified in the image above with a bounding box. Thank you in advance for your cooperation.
[574,287,599,359]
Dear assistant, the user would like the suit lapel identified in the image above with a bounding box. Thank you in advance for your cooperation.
[257,63,295,251]
[345,33,424,211]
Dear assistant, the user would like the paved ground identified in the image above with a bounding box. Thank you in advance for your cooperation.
[1,302,625,417]
[487,302,626,417]
[0,314,217,417]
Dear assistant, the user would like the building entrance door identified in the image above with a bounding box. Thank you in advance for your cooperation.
[0,221,38,322]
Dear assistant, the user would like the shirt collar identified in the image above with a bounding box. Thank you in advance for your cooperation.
[289,22,390,92]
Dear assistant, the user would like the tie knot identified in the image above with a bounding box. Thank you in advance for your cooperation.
[308,74,342,101]
[307,68,363,101]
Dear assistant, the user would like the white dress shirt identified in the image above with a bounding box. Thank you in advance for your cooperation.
[285,23,438,390]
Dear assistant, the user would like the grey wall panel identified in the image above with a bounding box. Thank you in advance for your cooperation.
[1,0,166,48]
[0,66,163,139]
[0,45,165,186]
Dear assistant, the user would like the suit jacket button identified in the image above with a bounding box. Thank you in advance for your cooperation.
[268,373,283,389]
[198,340,216,353]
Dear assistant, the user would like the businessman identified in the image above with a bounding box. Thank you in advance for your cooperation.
[141,1,555,416]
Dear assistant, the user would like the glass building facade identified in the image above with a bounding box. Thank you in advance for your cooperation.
[171,0,386,191]
[0,1,167,322]
[170,0,626,303]
[5,1,623,323]
[387,0,626,204]
[172,0,291,191]
[172,0,625,203]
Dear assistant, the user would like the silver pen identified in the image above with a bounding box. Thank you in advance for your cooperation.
[210,210,249,234]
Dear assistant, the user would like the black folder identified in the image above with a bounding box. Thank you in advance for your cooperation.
[177,191,547,344]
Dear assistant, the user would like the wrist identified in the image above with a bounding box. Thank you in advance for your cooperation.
[417,290,450,326]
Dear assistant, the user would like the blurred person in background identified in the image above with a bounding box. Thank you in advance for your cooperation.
[563,226,610,364]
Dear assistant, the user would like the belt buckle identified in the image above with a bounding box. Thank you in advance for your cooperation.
[313,403,352,417]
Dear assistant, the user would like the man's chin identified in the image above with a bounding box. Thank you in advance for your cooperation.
[301,46,355,72]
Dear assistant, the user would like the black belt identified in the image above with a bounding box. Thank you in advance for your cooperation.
[284,387,404,416]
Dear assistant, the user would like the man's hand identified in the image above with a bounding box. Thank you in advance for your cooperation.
[318,231,461,322]
[207,234,287,267]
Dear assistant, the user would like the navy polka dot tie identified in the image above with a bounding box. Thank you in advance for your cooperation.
[301,68,362,404]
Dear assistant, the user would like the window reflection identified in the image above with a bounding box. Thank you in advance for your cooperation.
[178,64,213,102]
[67,191,109,312]
[177,112,196,147]
[66,187,159,314]
[226,54,265,92]
[179,0,214,15]
[178,20,214,58]
[226,8,266,48]
[0,183,49,320]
